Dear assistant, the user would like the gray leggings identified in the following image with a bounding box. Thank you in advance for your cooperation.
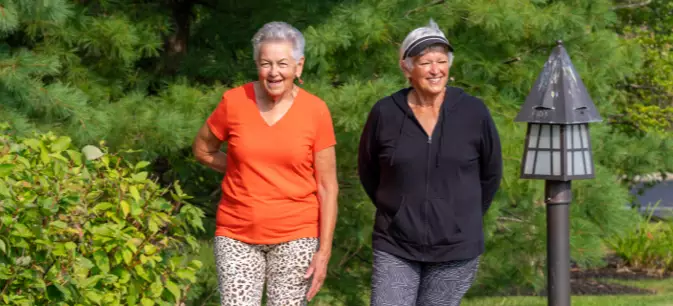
[370,249,480,306]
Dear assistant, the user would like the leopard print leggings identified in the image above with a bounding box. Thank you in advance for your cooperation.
[213,236,318,306]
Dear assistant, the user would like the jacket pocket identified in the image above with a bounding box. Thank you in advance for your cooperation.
[425,197,464,245]
[386,195,424,244]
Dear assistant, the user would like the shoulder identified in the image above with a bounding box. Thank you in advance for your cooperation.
[221,82,254,102]
[370,87,408,117]
[297,87,331,115]
[449,86,492,118]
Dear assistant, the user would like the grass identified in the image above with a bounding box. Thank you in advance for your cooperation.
[462,278,673,306]
[188,239,673,306]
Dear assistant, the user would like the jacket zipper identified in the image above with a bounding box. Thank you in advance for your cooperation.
[423,135,432,261]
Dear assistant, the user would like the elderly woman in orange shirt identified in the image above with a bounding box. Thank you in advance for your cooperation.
[192,21,339,306]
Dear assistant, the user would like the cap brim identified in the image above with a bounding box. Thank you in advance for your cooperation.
[403,36,453,59]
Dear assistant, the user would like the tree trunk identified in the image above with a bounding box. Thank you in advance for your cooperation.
[163,0,194,75]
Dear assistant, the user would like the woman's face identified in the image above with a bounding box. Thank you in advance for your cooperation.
[256,40,304,99]
[404,49,450,96]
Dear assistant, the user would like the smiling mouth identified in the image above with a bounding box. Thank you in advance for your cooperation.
[427,77,442,84]
[268,79,283,86]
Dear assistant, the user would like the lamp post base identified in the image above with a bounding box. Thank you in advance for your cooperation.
[545,180,572,306]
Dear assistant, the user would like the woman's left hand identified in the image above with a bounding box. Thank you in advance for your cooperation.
[304,249,331,301]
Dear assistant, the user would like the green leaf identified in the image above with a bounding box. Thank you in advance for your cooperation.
[93,250,110,274]
[50,220,67,229]
[132,172,148,181]
[140,297,154,306]
[0,181,10,197]
[93,202,115,213]
[122,249,133,265]
[40,142,50,164]
[165,280,180,301]
[150,280,163,298]
[130,186,140,202]
[120,200,130,218]
[51,136,71,152]
[135,265,150,281]
[0,239,5,254]
[0,164,15,177]
[85,290,103,304]
[135,161,150,170]
[12,223,34,238]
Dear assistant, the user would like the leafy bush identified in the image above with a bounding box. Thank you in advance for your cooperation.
[605,203,673,274]
[0,124,205,306]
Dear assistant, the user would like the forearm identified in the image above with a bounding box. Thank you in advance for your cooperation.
[195,151,227,173]
[317,183,338,254]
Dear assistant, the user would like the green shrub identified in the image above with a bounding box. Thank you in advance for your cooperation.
[0,124,205,306]
[605,203,673,274]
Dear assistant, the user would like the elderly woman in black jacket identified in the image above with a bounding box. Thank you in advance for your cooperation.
[358,19,503,306]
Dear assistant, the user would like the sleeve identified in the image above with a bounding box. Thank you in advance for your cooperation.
[357,103,381,205]
[313,102,337,152]
[479,105,503,216]
[206,93,229,141]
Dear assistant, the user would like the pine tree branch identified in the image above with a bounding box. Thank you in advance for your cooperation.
[611,0,652,10]
[404,0,446,18]
[503,57,521,64]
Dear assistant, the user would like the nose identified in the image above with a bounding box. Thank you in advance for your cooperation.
[429,62,440,75]
[269,64,279,76]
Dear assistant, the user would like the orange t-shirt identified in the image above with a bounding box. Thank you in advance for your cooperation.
[206,82,336,244]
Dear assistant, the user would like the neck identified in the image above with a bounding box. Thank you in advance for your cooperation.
[411,88,445,108]
[258,82,297,105]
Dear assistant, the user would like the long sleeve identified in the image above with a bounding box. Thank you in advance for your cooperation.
[479,108,503,216]
[357,104,381,205]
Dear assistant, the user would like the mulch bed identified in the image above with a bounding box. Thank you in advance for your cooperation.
[565,254,671,296]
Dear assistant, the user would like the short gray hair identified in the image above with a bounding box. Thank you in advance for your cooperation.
[251,21,305,62]
[400,19,454,71]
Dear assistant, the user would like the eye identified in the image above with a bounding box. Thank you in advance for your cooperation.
[279,63,288,67]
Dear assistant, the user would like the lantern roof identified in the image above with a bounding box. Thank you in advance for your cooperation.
[515,40,602,124]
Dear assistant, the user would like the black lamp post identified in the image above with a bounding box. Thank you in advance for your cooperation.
[515,40,602,306]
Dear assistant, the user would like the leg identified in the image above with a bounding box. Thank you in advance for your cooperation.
[416,256,480,306]
[213,236,266,306]
[265,238,319,306]
[370,249,421,306]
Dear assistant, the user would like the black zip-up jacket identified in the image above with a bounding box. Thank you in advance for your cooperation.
[358,86,502,262]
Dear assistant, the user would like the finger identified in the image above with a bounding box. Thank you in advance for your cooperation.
[304,264,315,279]
[306,274,324,301]
[306,279,319,301]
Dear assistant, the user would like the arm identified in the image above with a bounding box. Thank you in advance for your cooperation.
[314,146,339,254]
[304,103,339,302]
[192,123,227,173]
[304,146,339,302]
[357,105,381,204]
[479,109,503,216]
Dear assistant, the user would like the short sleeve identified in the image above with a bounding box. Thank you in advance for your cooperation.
[206,93,229,141]
[314,102,337,152]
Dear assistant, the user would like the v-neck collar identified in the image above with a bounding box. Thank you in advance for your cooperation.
[249,82,301,128]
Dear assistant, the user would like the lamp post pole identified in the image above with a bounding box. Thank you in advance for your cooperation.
[545,180,572,306]
[515,40,603,306]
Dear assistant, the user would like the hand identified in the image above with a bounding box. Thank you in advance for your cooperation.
[304,249,330,302]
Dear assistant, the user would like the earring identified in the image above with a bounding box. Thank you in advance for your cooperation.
[297,76,303,85]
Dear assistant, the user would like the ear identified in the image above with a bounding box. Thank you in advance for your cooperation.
[399,59,412,79]
[295,56,305,78]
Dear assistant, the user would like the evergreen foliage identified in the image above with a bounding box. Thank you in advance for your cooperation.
[2,0,673,303]
[614,0,673,135]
